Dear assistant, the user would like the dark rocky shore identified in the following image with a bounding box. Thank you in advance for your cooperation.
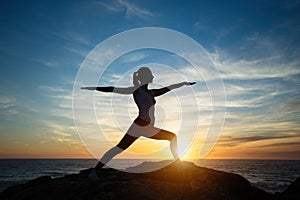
[0,161,299,200]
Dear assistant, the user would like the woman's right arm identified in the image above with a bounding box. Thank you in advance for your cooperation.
[81,86,114,92]
[150,82,196,97]
[81,86,135,94]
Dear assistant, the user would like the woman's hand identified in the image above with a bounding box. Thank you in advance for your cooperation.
[81,87,96,90]
[184,82,196,86]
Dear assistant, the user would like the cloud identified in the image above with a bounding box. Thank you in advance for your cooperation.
[39,85,75,121]
[63,45,89,58]
[203,31,300,145]
[33,85,82,147]
[225,87,296,109]
[121,52,147,63]
[222,134,297,143]
[279,98,300,112]
[208,25,300,80]
[96,0,123,12]
[0,97,15,109]
[48,30,91,61]
[211,51,300,81]
[32,59,59,68]
[0,96,18,120]
[220,57,300,80]
[119,0,154,18]
[258,141,300,148]
[96,0,155,19]
[50,30,91,47]
[40,85,69,93]
[39,120,81,145]
[218,134,300,147]
[194,20,207,32]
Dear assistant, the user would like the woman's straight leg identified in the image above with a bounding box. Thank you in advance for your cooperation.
[149,129,179,160]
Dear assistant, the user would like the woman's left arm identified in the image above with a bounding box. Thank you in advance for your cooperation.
[81,86,135,94]
[151,82,196,97]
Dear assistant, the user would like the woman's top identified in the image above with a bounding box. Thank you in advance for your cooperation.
[133,87,156,123]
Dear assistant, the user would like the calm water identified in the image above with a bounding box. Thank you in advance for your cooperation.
[0,159,299,194]
[194,159,300,194]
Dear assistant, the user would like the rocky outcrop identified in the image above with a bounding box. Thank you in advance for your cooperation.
[274,177,300,200]
[0,161,284,200]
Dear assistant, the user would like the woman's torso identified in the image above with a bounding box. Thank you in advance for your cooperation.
[133,87,156,123]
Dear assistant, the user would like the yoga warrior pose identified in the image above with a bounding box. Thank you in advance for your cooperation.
[81,67,195,179]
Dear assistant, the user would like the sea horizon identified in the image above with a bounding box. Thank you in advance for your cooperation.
[1,158,300,160]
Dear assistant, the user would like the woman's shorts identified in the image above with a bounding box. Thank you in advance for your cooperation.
[126,118,161,138]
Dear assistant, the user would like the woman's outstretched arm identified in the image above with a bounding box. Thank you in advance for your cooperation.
[151,82,196,97]
[81,86,135,94]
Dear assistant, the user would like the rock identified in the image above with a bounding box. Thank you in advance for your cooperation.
[0,161,272,200]
[275,177,300,200]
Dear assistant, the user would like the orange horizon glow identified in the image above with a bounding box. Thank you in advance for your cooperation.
[1,134,299,160]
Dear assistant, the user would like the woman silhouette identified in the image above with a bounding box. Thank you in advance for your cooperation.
[81,67,195,179]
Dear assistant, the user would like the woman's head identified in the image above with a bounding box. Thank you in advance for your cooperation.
[133,67,154,86]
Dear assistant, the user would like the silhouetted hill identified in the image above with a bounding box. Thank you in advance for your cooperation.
[1,160,298,200]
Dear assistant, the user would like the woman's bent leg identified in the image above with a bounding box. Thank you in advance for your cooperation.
[95,146,123,169]
[95,134,138,170]
[149,130,179,160]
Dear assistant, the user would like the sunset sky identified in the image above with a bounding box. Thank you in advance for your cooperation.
[0,0,299,160]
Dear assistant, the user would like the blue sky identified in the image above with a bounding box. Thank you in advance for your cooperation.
[0,0,299,159]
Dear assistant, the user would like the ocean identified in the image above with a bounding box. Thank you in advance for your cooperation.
[0,159,299,194]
